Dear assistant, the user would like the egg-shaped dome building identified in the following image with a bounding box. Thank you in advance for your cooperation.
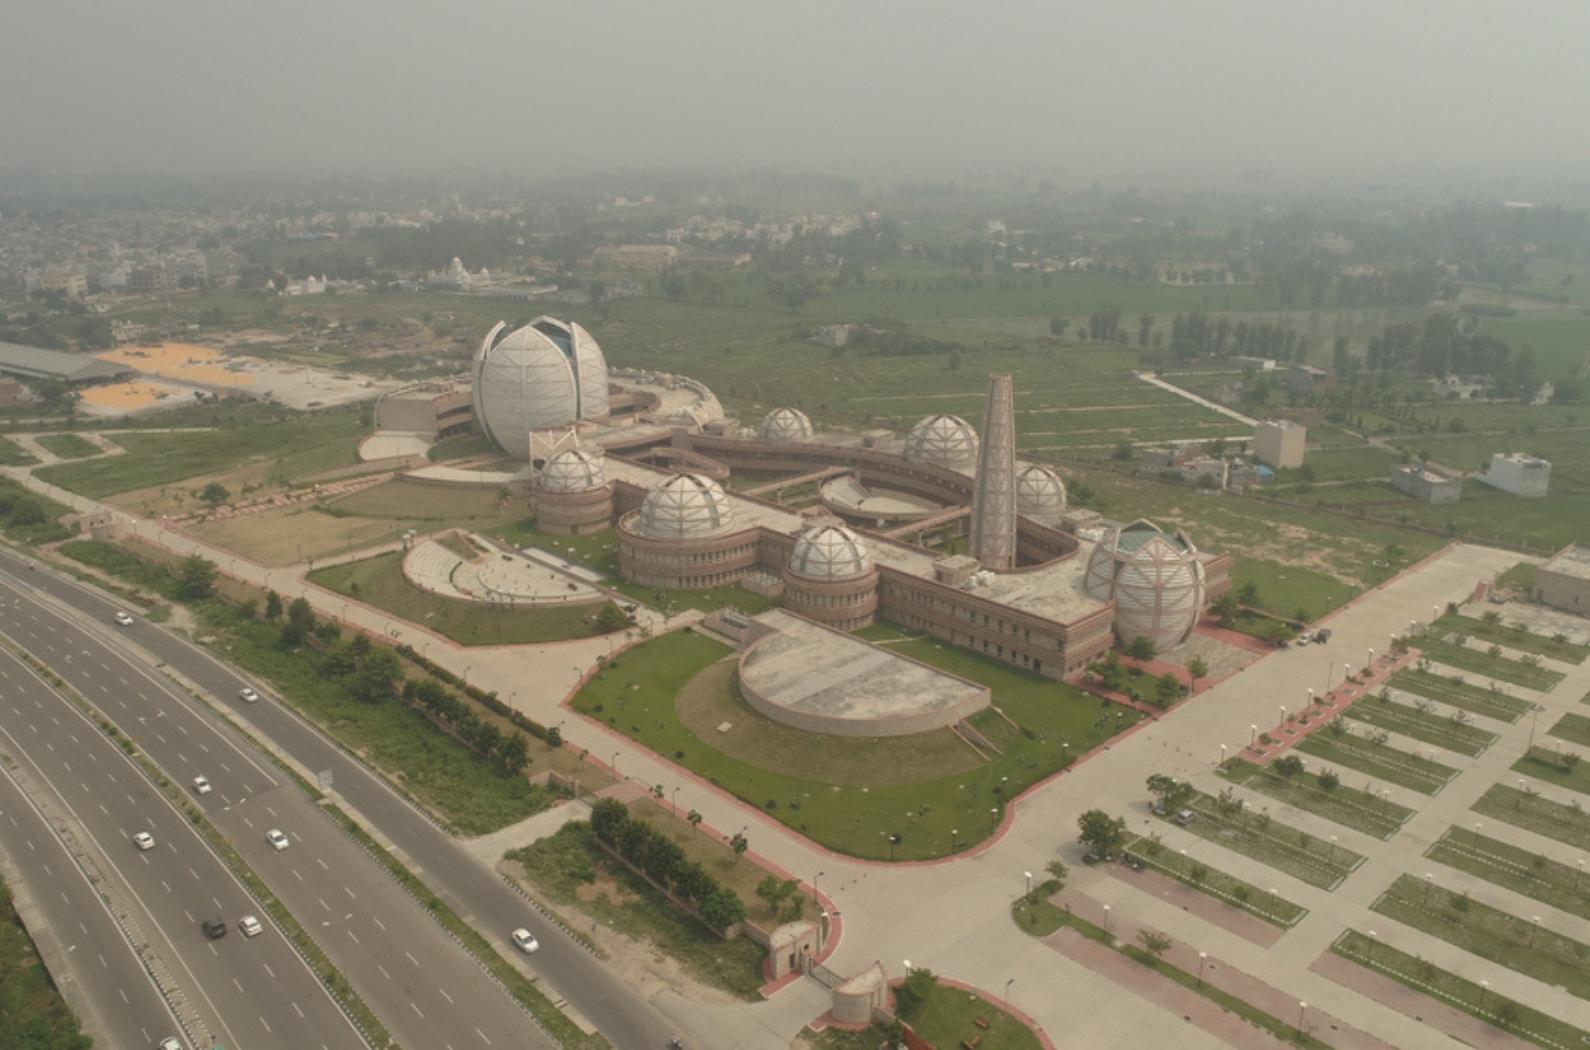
[618,473,758,589]
[782,523,878,631]
[903,414,980,470]
[1084,520,1205,652]
[1015,463,1067,523]
[760,407,814,443]
[471,317,610,459]
[532,448,612,535]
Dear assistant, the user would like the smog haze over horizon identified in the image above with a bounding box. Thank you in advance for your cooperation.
[4,0,1590,193]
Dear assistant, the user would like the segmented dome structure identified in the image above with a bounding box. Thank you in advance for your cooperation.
[535,448,606,493]
[788,523,873,580]
[471,317,610,458]
[760,407,814,443]
[633,473,735,539]
[903,414,979,469]
[1084,520,1205,651]
[1015,463,1067,521]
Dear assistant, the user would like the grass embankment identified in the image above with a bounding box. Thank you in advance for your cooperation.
[571,629,1137,861]
[1372,873,1590,1001]
[1436,612,1590,664]
[1220,758,1412,840]
[427,433,493,461]
[0,477,73,545]
[506,822,768,1000]
[1296,728,1458,795]
[34,433,102,460]
[0,877,92,1050]
[1427,826,1590,922]
[1547,712,1590,749]
[1472,783,1590,853]
[1416,638,1565,692]
[1390,668,1529,722]
[307,550,625,646]
[1157,789,1363,890]
[0,435,38,465]
[1343,691,1497,757]
[1122,832,1307,927]
[1332,929,1589,1050]
[1513,746,1590,799]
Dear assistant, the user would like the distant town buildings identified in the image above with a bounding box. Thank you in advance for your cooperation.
[591,244,679,271]
[426,257,491,290]
[125,264,168,296]
[1391,462,1462,503]
[1254,420,1306,470]
[1481,452,1551,497]
[1534,544,1590,613]
[40,269,88,298]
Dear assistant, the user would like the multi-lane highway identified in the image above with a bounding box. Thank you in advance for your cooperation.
[0,547,673,1049]
[0,562,562,1050]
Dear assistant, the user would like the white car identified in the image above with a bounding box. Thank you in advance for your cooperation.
[191,775,212,796]
[132,831,155,851]
[114,611,135,627]
[238,687,260,703]
[239,915,263,938]
[265,829,289,851]
[511,927,540,954]
[158,1038,183,1050]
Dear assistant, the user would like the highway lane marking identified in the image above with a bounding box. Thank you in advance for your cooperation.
[207,943,219,957]
[189,868,199,881]
[342,885,356,901]
[104,772,116,784]
[263,803,275,817]
[26,723,35,733]
[183,909,193,922]
[97,953,107,969]
[263,962,275,979]
[98,804,108,815]
[292,1002,304,1019]
[314,858,328,871]
[155,733,166,744]
[25,839,33,851]
[124,793,136,806]
[232,978,244,994]
[60,761,72,774]
[60,891,71,905]
[159,879,171,893]
[405,951,419,967]
[291,868,303,883]
[43,863,53,876]
[119,988,128,1005]
[410,1002,425,1019]
[438,986,454,1005]
[476,1027,492,1046]
[376,963,391,980]
[198,743,209,753]
[49,716,60,727]
[176,725,189,736]
[240,816,253,828]
[66,732,77,744]
[259,1015,271,1034]
[176,752,187,763]
[346,928,360,945]
[371,915,386,931]
[220,762,232,773]
[317,897,329,911]
[43,741,53,753]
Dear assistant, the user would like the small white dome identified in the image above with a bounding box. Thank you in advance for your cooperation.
[536,449,605,493]
[788,523,873,580]
[760,407,813,442]
[904,414,979,469]
[1016,463,1067,520]
[634,473,735,539]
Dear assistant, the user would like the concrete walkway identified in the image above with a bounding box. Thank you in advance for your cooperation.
[1136,372,1259,426]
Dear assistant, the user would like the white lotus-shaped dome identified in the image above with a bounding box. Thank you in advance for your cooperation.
[760,407,813,443]
[788,523,873,580]
[1016,463,1067,521]
[471,317,610,459]
[904,414,979,469]
[536,448,606,493]
[1085,520,1205,651]
[634,473,735,539]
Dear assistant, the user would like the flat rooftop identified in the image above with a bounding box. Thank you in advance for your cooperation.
[1541,545,1590,581]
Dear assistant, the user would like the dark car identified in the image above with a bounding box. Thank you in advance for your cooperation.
[201,918,227,940]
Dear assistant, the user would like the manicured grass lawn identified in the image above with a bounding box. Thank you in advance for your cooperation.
[0,878,92,1050]
[1220,758,1412,840]
[901,981,1043,1050]
[307,550,623,646]
[1416,638,1565,692]
[1472,784,1590,853]
[1513,746,1590,798]
[1389,668,1529,723]
[505,822,767,999]
[572,629,1135,860]
[1296,727,1458,795]
[1494,562,1536,596]
[1343,691,1497,757]
[35,432,102,459]
[1427,826,1590,923]
[427,432,492,460]
[1332,929,1590,1050]
[1122,832,1307,927]
[1437,612,1590,664]
[1372,873,1590,1001]
[1157,789,1363,890]
[0,435,38,465]
[1547,712,1590,749]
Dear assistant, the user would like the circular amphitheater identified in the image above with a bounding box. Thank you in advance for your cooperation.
[401,533,606,607]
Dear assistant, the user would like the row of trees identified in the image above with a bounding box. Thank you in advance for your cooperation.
[589,798,748,931]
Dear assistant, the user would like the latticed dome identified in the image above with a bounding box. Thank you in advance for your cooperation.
[1016,463,1067,520]
[634,473,735,539]
[1085,520,1204,651]
[903,414,979,469]
[788,523,873,580]
[471,316,610,458]
[760,407,814,442]
[536,449,606,493]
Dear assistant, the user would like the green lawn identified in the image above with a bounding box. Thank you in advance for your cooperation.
[1472,784,1590,853]
[1389,668,1530,723]
[427,432,492,460]
[1513,746,1590,798]
[1296,728,1458,795]
[1156,789,1363,890]
[1220,758,1412,840]
[1416,638,1566,692]
[1372,874,1590,1002]
[35,432,102,459]
[0,878,92,1050]
[0,478,73,545]
[1426,826,1590,923]
[1343,691,1497,757]
[1437,612,1590,664]
[0,435,38,465]
[1547,712,1590,749]
[1122,832,1307,927]
[307,550,624,646]
[571,629,1137,860]
[899,980,1043,1050]
[1332,930,1590,1050]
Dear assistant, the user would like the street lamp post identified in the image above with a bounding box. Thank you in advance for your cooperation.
[1219,743,1227,766]
[1297,1002,1307,1037]
[1004,977,1014,1011]
[1249,724,1258,746]
[1424,872,1433,902]
[1102,904,1110,936]
[612,751,620,779]
[1366,929,1377,962]
[1024,870,1033,896]
[1197,951,1207,984]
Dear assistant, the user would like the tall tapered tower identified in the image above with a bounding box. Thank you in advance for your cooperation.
[970,372,1017,569]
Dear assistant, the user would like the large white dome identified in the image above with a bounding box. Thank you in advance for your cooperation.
[1016,463,1067,521]
[536,448,606,493]
[788,523,872,580]
[1085,520,1204,652]
[634,473,735,539]
[760,407,813,443]
[471,317,610,458]
[904,414,979,469]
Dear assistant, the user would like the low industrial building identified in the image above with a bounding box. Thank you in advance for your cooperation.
[1481,453,1550,497]
[0,340,135,386]
[1391,462,1462,504]
[1534,545,1590,613]
[376,382,474,439]
[1254,420,1306,470]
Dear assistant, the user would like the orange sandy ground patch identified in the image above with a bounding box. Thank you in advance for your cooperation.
[98,341,255,388]
[78,379,191,410]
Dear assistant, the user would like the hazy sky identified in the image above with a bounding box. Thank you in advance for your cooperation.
[5,0,1588,184]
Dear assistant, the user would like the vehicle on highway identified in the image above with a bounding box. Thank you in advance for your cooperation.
[191,775,212,796]
[239,915,263,938]
[238,686,260,703]
[158,1038,182,1050]
[265,828,290,851]
[114,611,135,626]
[511,927,540,954]
[201,918,227,940]
[132,831,155,851]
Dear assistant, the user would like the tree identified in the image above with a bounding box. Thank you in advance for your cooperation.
[1126,636,1156,660]
[686,809,703,835]
[1318,768,1340,792]
[497,732,530,775]
[1044,860,1069,889]
[1077,809,1127,857]
[264,589,284,621]
[588,279,607,307]
[590,798,629,846]
[198,481,231,507]
[1211,591,1239,625]
[728,831,749,863]
[1185,657,1209,691]
[592,603,629,635]
[894,967,938,1018]
[1137,929,1172,959]
[755,876,798,912]
[177,554,217,599]
[697,886,746,931]
[1273,755,1304,778]
[347,647,402,704]
[1111,440,1136,462]
[1236,581,1260,606]
[672,861,712,903]
[280,596,315,646]
[1154,673,1182,707]
[1048,316,1070,339]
